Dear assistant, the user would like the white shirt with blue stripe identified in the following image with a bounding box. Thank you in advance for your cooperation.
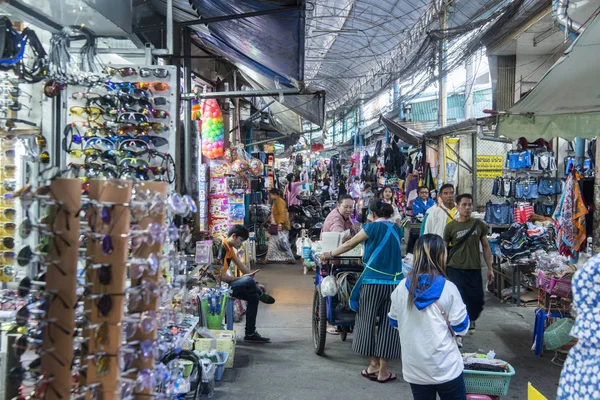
[388,274,470,385]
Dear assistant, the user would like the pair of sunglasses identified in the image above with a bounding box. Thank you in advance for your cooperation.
[104,66,137,77]
[139,67,169,78]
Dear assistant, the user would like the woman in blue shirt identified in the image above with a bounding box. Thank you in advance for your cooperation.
[321,199,403,383]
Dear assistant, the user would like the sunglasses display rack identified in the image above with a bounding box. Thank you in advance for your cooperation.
[80,179,134,400]
[63,65,178,185]
[41,178,82,400]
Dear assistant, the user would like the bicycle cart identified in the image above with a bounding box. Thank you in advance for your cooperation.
[312,254,363,355]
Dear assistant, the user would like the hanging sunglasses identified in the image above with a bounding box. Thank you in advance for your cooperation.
[87,263,112,285]
[136,82,169,92]
[2,221,16,232]
[115,87,150,98]
[119,157,149,168]
[139,108,169,119]
[1,164,16,178]
[82,137,116,151]
[117,139,150,154]
[4,149,15,159]
[128,253,160,277]
[0,264,15,278]
[40,151,50,164]
[70,106,103,120]
[0,100,31,112]
[35,134,47,148]
[0,86,32,99]
[139,67,170,78]
[1,237,14,249]
[1,250,15,262]
[117,124,150,135]
[71,91,102,101]
[148,122,169,134]
[122,312,158,341]
[104,66,137,77]
[43,80,65,98]
[4,179,16,191]
[116,112,149,125]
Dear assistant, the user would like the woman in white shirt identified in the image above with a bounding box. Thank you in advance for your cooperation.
[367,186,402,226]
[388,234,469,400]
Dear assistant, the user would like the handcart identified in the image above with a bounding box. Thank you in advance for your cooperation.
[312,253,363,355]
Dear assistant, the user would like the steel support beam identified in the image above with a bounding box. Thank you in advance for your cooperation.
[182,27,193,192]
[134,5,303,33]
[181,88,308,100]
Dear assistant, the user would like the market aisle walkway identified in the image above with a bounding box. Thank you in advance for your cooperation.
[214,262,562,399]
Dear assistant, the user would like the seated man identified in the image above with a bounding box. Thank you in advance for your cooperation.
[219,225,275,344]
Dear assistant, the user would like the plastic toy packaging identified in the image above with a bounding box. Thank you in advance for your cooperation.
[210,178,227,194]
[228,203,245,221]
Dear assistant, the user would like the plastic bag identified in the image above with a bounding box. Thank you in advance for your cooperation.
[321,275,338,297]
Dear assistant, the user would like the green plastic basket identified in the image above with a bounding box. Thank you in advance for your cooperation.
[201,295,228,329]
[464,363,515,396]
[544,318,574,350]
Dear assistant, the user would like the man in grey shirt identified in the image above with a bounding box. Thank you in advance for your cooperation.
[359,184,375,222]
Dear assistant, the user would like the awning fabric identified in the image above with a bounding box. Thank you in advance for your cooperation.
[380,115,424,146]
[190,0,304,84]
[497,12,600,140]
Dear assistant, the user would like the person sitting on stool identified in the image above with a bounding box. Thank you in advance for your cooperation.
[219,225,275,343]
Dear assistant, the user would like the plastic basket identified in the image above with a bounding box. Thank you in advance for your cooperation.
[201,295,228,329]
[544,318,575,350]
[463,363,515,396]
[214,351,229,381]
[536,270,552,292]
[549,277,572,298]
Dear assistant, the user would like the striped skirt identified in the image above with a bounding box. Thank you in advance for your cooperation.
[352,283,401,359]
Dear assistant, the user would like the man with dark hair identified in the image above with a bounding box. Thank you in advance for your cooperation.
[443,194,494,334]
[219,225,275,343]
[423,183,457,238]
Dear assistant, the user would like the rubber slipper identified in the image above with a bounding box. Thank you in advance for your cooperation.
[377,373,397,383]
[259,260,270,265]
[361,368,378,381]
[259,293,275,304]
[326,328,340,335]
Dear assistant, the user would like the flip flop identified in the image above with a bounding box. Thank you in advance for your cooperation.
[361,368,378,381]
[377,373,397,383]
[326,328,340,335]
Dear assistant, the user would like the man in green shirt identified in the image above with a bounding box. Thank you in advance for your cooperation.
[443,193,494,331]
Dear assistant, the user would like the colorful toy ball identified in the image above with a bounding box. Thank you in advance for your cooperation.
[248,158,264,177]
[201,99,225,159]
[231,159,249,176]
[224,147,239,163]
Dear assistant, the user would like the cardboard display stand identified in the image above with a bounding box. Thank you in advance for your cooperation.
[41,179,81,400]
[82,179,133,400]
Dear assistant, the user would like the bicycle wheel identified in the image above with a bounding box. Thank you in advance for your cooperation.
[312,286,327,355]
[246,223,268,258]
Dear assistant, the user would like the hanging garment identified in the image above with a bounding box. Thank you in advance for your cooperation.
[538,178,562,196]
[553,172,588,256]
[485,201,514,225]
[514,204,534,224]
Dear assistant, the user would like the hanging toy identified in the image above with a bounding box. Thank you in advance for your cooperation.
[231,159,249,177]
[201,99,225,159]
[248,158,264,177]
[224,147,239,163]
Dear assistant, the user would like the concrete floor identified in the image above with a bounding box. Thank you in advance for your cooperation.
[213,262,562,399]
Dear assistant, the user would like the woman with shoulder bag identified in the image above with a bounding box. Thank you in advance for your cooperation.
[388,234,470,400]
[261,188,295,264]
[321,199,403,383]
